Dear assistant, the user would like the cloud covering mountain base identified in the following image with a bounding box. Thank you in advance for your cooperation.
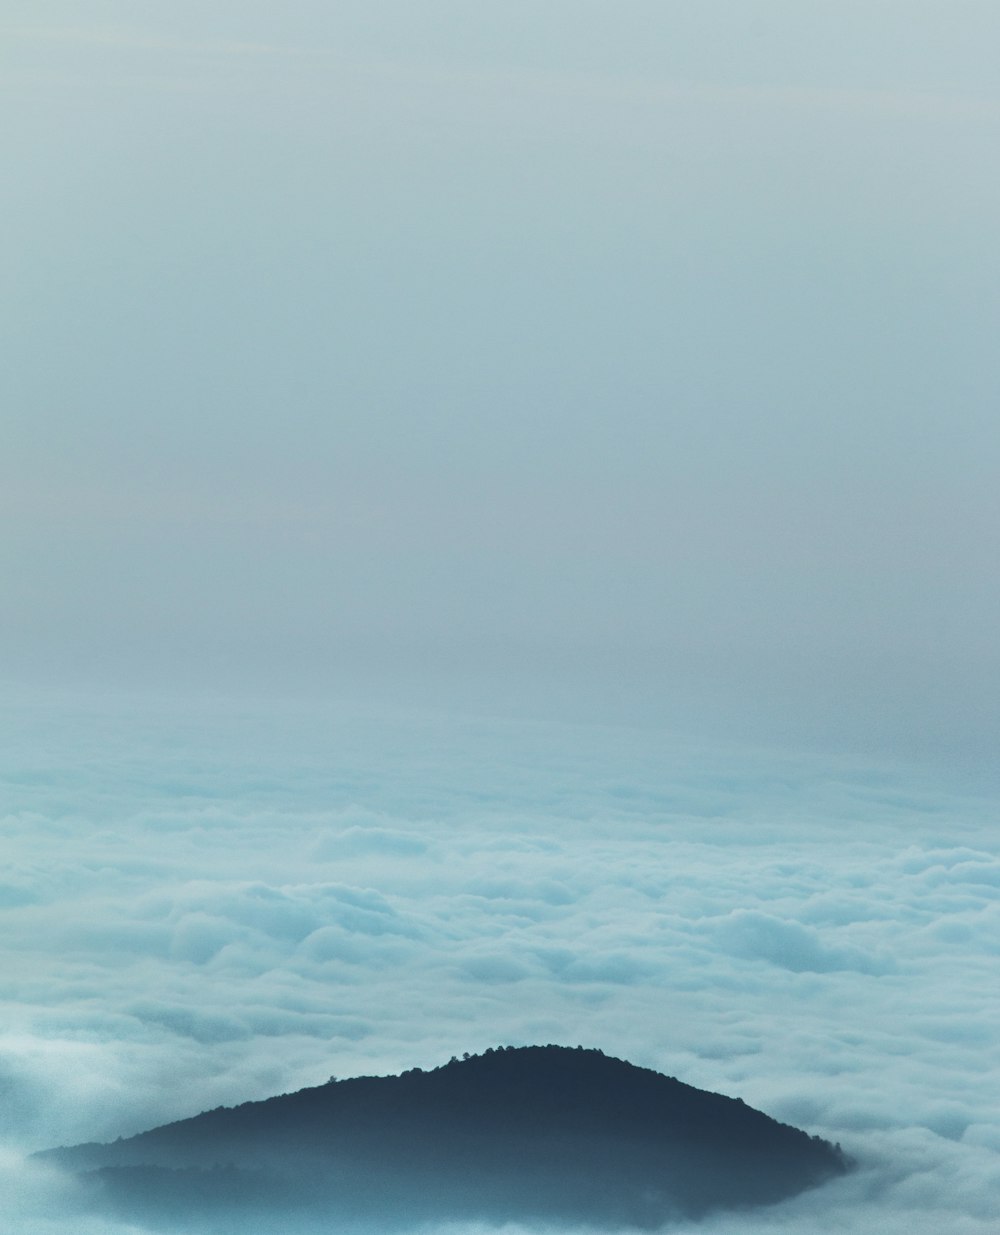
[42,1046,848,1229]
[1,691,999,1232]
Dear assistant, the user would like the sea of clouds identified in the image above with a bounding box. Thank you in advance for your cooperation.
[1,690,999,1233]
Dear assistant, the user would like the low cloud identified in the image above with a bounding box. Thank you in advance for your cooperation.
[714,909,894,974]
[0,693,998,1232]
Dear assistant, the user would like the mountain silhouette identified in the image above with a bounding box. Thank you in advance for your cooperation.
[41,1045,849,1229]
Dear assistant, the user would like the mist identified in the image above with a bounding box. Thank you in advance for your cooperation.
[2,694,999,1231]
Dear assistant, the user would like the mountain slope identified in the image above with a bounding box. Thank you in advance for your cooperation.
[42,1045,849,1229]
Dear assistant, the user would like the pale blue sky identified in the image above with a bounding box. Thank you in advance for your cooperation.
[3,2,1000,762]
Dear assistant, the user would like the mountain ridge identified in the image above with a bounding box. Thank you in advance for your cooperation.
[41,1044,850,1229]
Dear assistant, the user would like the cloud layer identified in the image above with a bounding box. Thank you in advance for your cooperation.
[1,691,998,1232]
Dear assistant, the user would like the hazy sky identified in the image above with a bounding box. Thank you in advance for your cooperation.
[4,1,1000,763]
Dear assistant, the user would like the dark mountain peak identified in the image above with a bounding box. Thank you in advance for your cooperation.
[42,1044,849,1230]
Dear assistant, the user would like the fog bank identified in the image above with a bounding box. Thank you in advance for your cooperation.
[1,693,997,1231]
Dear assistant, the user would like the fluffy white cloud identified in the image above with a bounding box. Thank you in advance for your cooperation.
[0,692,998,1233]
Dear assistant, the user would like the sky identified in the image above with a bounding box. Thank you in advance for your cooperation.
[2,3,1000,1232]
[4,0,1000,762]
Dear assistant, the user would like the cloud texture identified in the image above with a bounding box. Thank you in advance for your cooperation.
[1,692,998,1232]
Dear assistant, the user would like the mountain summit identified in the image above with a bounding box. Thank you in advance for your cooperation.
[43,1045,849,1229]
